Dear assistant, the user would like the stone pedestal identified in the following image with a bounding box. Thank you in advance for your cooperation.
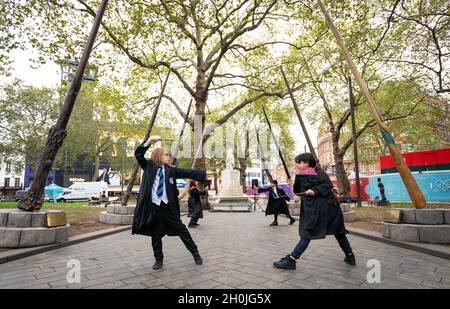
[209,202,252,212]
[99,205,135,225]
[0,209,69,248]
[180,201,188,213]
[216,170,249,201]
[340,203,356,222]
[382,208,450,244]
[210,169,251,212]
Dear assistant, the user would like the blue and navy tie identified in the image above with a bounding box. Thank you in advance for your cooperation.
[156,167,164,197]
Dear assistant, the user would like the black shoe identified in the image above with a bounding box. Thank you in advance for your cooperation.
[269,221,278,226]
[152,260,163,270]
[289,218,296,225]
[193,252,203,265]
[188,224,197,228]
[344,253,356,266]
[193,223,200,226]
[273,255,296,270]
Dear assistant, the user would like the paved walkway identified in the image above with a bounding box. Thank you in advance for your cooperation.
[0,212,449,289]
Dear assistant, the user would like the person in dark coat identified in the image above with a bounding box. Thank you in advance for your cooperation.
[132,136,206,270]
[257,179,296,226]
[187,181,208,228]
[273,153,356,270]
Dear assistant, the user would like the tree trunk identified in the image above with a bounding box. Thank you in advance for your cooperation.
[92,148,100,181]
[332,133,350,197]
[121,162,140,206]
[238,130,250,193]
[238,160,246,193]
[214,171,218,194]
[334,153,350,197]
[18,126,66,210]
[192,96,207,171]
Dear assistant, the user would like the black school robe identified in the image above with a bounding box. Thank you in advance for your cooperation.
[132,143,206,237]
[293,172,348,239]
[187,188,206,219]
[258,186,290,216]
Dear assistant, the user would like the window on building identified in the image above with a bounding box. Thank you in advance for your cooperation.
[6,162,11,173]
[15,178,20,187]
[361,164,366,173]
[5,178,10,187]
[370,164,375,173]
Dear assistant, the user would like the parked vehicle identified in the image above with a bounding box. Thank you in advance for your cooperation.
[0,194,15,202]
[57,181,108,202]
[15,190,51,202]
[177,179,187,188]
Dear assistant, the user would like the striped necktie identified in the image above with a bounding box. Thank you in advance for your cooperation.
[156,167,164,197]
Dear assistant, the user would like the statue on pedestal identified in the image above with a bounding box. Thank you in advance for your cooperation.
[376,177,390,206]
[225,147,234,170]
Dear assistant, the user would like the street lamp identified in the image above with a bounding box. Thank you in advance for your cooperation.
[348,76,362,207]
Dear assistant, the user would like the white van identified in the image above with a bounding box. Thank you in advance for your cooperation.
[57,182,108,202]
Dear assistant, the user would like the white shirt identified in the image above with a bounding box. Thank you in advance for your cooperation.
[151,166,168,206]
[272,187,279,199]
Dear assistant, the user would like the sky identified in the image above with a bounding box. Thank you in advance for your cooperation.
[1,49,61,87]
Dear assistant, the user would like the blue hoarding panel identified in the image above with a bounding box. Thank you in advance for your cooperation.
[365,171,450,202]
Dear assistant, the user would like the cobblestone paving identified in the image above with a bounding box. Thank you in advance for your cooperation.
[1,212,449,289]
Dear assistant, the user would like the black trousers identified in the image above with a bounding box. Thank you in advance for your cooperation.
[151,202,198,261]
[189,217,199,225]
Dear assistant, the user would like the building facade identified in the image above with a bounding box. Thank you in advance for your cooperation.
[0,156,25,195]
[317,121,381,176]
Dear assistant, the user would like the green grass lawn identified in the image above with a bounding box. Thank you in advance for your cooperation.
[0,201,101,221]
[0,201,87,208]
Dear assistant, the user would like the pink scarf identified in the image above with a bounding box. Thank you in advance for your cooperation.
[295,167,317,175]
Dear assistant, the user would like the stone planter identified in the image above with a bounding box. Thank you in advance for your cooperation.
[99,205,135,225]
[0,209,69,248]
[382,208,450,244]
[340,203,356,222]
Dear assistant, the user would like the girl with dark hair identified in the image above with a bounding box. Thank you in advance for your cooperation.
[273,153,356,270]
[187,181,208,228]
[258,179,296,226]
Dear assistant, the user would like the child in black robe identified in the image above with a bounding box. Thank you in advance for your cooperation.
[273,153,356,270]
[187,181,208,228]
[132,136,206,270]
[257,179,296,226]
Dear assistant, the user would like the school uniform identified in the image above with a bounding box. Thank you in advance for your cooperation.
[132,143,206,262]
[187,187,206,226]
[258,186,295,225]
[293,168,348,239]
[258,186,290,216]
[273,167,355,270]
[290,167,353,260]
